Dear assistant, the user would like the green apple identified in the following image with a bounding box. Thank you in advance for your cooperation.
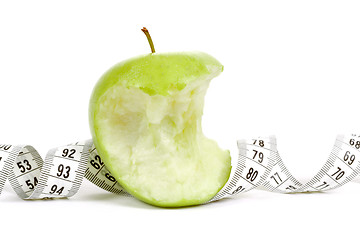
[89,28,231,207]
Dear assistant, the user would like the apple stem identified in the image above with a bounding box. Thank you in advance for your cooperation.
[141,27,156,53]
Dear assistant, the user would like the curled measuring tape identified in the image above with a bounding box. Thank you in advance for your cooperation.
[0,140,130,199]
[210,133,360,202]
[0,134,359,202]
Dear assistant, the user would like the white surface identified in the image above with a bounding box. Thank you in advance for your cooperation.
[1,0,360,239]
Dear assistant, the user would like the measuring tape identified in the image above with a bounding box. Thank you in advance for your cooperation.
[210,133,360,202]
[0,140,130,199]
[0,133,359,202]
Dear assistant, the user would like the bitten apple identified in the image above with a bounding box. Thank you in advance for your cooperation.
[89,28,231,207]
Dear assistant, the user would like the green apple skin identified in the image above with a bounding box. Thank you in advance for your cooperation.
[89,52,231,207]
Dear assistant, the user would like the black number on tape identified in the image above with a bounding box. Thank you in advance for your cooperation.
[105,173,116,182]
[17,159,32,173]
[252,150,264,163]
[286,185,297,190]
[62,148,76,158]
[253,140,264,147]
[0,144,11,151]
[49,185,64,195]
[315,181,329,190]
[57,164,71,178]
[232,186,245,194]
[349,139,360,149]
[344,151,355,165]
[246,167,258,182]
[25,177,38,190]
[331,167,345,180]
[90,155,104,170]
[270,172,283,185]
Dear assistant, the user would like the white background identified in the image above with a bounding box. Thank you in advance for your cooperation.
[1,0,360,239]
